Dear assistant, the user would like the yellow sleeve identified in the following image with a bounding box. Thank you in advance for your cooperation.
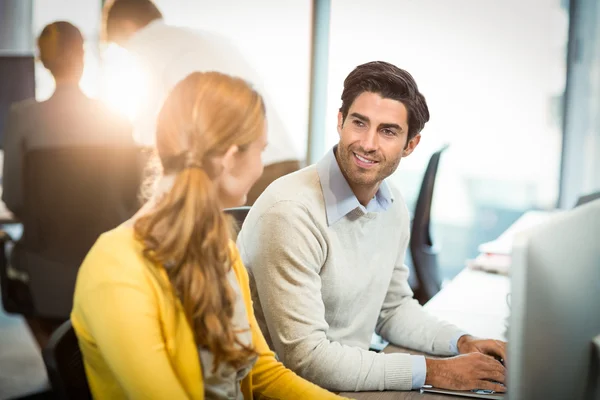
[78,266,192,399]
[232,252,348,400]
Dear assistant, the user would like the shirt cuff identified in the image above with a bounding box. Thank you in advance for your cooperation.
[411,355,427,389]
[450,331,469,355]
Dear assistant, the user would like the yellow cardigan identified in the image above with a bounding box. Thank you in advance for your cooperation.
[71,225,345,399]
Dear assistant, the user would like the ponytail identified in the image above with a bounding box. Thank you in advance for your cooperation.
[134,166,256,372]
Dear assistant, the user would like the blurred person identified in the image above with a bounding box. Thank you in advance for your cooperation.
[238,61,507,393]
[71,71,347,399]
[102,0,301,205]
[2,21,133,219]
[0,22,135,328]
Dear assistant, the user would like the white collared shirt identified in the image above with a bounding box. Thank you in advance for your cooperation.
[125,20,299,165]
[316,145,394,226]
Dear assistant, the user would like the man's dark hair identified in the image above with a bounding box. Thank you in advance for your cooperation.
[104,0,163,42]
[339,61,430,140]
[37,21,84,78]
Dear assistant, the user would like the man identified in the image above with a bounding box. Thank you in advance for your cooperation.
[237,61,507,393]
[2,21,133,218]
[102,0,301,205]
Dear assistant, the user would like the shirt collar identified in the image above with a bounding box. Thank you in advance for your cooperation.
[316,146,394,226]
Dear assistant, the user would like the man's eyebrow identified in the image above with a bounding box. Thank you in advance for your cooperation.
[350,112,405,132]
[349,112,369,122]
[380,123,403,132]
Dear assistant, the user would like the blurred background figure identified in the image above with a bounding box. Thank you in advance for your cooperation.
[0,21,140,337]
[2,21,133,218]
[102,0,302,205]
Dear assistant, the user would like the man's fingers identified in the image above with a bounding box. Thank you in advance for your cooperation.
[477,369,505,384]
[475,380,507,393]
[494,340,507,362]
[478,341,507,364]
[476,353,506,375]
[475,351,503,365]
[480,340,507,361]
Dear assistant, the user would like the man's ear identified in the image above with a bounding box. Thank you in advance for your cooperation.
[337,112,344,137]
[403,134,421,157]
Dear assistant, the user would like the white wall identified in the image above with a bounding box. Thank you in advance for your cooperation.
[327,0,569,220]
[153,0,312,159]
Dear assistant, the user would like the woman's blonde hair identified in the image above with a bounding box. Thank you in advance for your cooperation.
[134,71,265,371]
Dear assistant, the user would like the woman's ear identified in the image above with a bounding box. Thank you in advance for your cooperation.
[220,144,240,173]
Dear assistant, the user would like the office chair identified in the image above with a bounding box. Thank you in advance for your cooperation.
[224,206,251,240]
[0,229,33,315]
[574,191,600,208]
[3,146,144,319]
[42,320,92,400]
[410,144,449,305]
[224,206,251,227]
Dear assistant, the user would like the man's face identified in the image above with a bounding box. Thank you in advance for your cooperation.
[336,91,420,188]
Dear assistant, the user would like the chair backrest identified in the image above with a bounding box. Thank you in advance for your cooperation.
[22,146,143,262]
[410,144,448,304]
[42,320,91,399]
[575,191,600,208]
[224,206,251,228]
[19,146,144,317]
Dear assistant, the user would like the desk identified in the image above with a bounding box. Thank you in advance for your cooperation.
[339,268,510,399]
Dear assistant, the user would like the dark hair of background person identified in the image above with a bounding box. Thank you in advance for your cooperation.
[103,0,163,43]
[37,21,84,79]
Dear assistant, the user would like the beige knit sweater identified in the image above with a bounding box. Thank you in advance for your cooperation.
[237,163,463,392]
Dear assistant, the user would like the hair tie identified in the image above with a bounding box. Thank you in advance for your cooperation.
[184,152,203,171]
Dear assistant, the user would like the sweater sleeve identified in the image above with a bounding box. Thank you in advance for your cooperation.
[375,225,465,356]
[72,254,191,399]
[238,201,418,392]
[231,248,346,399]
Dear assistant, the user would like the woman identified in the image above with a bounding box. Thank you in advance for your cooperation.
[71,72,346,399]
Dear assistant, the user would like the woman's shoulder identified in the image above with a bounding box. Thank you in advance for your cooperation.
[76,224,154,290]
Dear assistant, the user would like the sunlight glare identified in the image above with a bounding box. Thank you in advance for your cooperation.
[100,44,148,123]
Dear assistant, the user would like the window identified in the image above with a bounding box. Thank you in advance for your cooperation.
[327,0,569,279]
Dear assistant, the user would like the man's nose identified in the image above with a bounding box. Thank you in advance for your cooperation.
[359,128,378,152]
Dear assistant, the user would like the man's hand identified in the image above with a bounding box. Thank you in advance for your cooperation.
[425,353,506,393]
[457,335,507,363]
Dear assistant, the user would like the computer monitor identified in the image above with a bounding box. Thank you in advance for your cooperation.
[507,199,600,400]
